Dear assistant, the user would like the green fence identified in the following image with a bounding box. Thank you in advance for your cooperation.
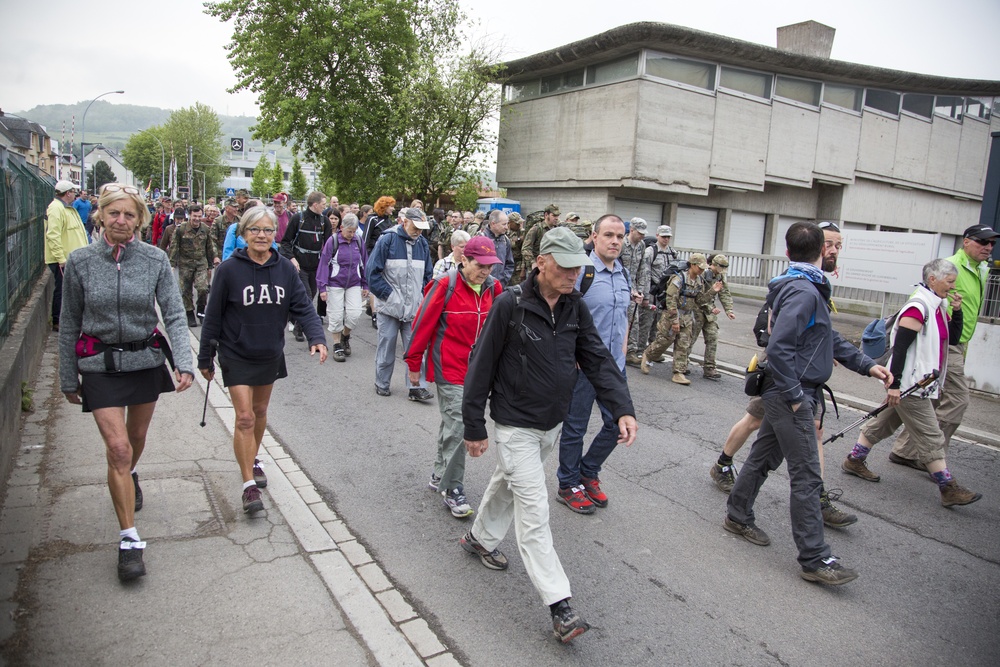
[0,158,50,346]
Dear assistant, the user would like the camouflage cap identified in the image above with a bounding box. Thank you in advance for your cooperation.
[224,197,238,208]
[507,211,523,223]
[689,252,709,270]
[630,217,648,233]
[564,212,580,222]
[711,253,729,269]
[544,203,561,215]
[656,225,673,237]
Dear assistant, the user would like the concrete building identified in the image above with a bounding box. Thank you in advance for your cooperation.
[495,21,1000,259]
[83,146,137,188]
[0,111,57,179]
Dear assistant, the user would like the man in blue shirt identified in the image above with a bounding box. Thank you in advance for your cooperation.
[73,190,93,240]
[556,214,635,514]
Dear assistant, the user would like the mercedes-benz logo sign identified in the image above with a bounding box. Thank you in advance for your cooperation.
[231,138,243,151]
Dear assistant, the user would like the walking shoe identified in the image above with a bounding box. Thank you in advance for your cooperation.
[375,385,391,397]
[672,372,691,385]
[800,556,859,585]
[341,334,352,356]
[371,313,378,329]
[293,324,305,342]
[408,387,434,402]
[580,476,608,508]
[132,472,143,512]
[117,538,147,582]
[639,351,651,375]
[556,486,596,514]
[253,459,267,488]
[442,487,474,518]
[460,531,508,570]
[842,456,881,482]
[703,370,722,380]
[889,452,926,471]
[940,480,982,507]
[332,344,346,362]
[710,463,736,494]
[551,602,590,643]
[428,472,441,492]
[723,516,771,546]
[625,353,642,368]
[820,489,858,528]
[242,486,264,514]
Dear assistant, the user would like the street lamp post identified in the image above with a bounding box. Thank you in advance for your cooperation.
[137,128,164,195]
[193,169,207,202]
[80,90,124,189]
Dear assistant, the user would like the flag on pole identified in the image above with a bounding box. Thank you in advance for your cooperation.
[145,178,152,194]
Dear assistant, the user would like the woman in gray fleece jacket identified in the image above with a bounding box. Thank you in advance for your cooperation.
[58,183,194,583]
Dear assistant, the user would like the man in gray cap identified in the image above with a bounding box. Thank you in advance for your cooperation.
[461,226,637,644]
[621,218,651,365]
[45,180,89,331]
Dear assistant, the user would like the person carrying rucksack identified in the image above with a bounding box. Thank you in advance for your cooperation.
[317,213,368,361]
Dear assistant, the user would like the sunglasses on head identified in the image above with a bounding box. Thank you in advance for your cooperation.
[817,221,840,232]
[101,184,141,195]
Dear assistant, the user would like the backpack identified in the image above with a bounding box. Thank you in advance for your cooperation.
[649,260,690,306]
[327,234,363,271]
[861,303,922,364]
[441,268,496,312]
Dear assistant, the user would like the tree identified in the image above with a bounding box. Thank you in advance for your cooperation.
[87,160,117,192]
[206,0,461,201]
[250,152,271,197]
[269,158,284,196]
[290,157,308,201]
[452,176,480,213]
[121,128,167,191]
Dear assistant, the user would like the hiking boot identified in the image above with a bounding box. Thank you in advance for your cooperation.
[341,334,352,356]
[889,452,926,471]
[293,323,305,342]
[710,463,736,494]
[428,472,441,492]
[186,310,198,327]
[625,353,642,368]
[551,602,590,643]
[408,387,434,402]
[723,516,771,546]
[940,480,982,507]
[375,385,391,397]
[703,370,722,380]
[132,472,143,512]
[820,489,857,528]
[332,344,346,362]
[672,372,691,385]
[842,456,881,482]
[639,351,651,375]
[242,486,264,514]
[253,459,267,488]
[556,486,596,514]
[442,487,474,518]
[580,476,608,508]
[800,556,859,585]
[460,531,508,570]
[117,538,147,582]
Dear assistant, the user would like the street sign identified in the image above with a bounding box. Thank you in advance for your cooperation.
[178,186,189,196]
[231,138,244,151]
[829,230,937,295]
[226,188,236,197]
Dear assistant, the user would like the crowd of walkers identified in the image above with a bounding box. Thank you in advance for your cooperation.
[48,178,994,642]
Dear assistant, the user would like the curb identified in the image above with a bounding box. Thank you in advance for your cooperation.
[187,332,459,667]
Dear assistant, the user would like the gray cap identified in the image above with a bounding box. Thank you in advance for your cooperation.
[539,226,590,268]
[657,225,673,237]
[630,217,648,233]
[404,207,430,229]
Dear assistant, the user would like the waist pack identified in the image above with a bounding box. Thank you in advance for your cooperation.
[744,354,769,396]
[76,329,175,373]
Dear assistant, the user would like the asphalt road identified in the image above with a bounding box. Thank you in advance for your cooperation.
[263,317,999,667]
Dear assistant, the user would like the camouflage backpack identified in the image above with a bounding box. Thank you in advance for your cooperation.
[520,210,546,235]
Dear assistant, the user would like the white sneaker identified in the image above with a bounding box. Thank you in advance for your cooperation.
[442,487,473,518]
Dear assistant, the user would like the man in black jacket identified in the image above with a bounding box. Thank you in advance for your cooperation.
[460,227,638,644]
[279,191,332,341]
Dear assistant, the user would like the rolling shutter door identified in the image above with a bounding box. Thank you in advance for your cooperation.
[613,199,664,230]
[675,206,718,251]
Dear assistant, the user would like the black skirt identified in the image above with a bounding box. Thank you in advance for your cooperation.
[80,365,175,412]
[218,353,287,387]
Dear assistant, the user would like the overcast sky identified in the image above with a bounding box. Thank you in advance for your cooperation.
[2,0,998,120]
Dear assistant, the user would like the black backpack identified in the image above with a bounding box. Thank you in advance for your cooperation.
[650,260,690,306]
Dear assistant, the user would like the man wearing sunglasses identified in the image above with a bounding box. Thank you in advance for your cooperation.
[889,224,1000,470]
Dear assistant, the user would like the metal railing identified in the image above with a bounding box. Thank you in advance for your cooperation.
[983,269,1000,319]
[1,154,51,346]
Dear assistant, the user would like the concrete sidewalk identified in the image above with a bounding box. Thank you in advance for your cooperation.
[0,331,457,666]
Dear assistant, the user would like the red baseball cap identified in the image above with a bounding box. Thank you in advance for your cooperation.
[464,236,503,265]
[272,193,287,203]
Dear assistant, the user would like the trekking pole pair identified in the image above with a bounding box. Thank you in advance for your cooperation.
[822,371,938,445]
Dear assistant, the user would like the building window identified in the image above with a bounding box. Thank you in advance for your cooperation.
[965,97,992,122]
[244,168,254,177]
[644,52,716,90]
[505,80,540,102]
[587,54,639,85]
[775,76,821,107]
[540,69,584,95]
[719,66,772,100]
[935,96,964,120]
[823,83,862,112]
[901,93,934,119]
[864,89,900,115]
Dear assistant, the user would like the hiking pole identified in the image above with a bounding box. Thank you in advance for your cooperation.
[822,371,938,445]
[199,339,218,427]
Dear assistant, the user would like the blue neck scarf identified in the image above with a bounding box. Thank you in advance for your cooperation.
[787,262,826,285]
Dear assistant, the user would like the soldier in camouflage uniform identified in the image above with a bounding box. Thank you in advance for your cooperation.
[620,218,651,365]
[212,198,240,259]
[691,254,735,380]
[437,210,461,260]
[634,225,679,363]
[519,204,561,276]
[640,253,708,385]
[564,212,593,242]
[507,212,525,283]
[169,204,219,327]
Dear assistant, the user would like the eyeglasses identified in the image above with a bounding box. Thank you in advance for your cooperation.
[247,227,276,236]
[971,237,996,247]
[100,184,141,195]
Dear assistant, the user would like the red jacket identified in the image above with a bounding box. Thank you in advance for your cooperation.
[151,210,169,246]
[405,269,503,385]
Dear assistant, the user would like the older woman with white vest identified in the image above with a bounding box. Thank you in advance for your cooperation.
[841,258,980,507]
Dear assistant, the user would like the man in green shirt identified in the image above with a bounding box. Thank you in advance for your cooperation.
[891,224,999,468]
[45,180,89,331]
